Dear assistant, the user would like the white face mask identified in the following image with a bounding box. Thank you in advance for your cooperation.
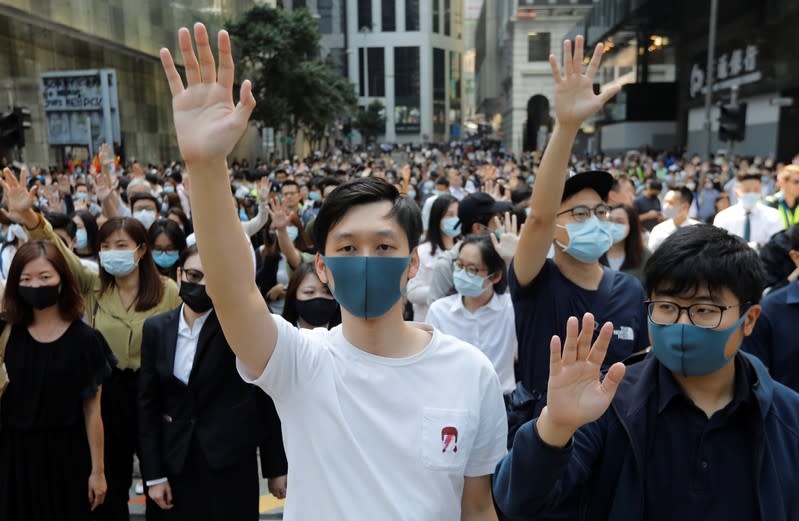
[133,209,157,230]
[740,193,760,211]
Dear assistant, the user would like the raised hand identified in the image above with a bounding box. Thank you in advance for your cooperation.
[537,313,626,447]
[98,143,114,172]
[490,212,519,261]
[549,36,619,129]
[0,168,39,228]
[269,196,291,229]
[257,177,272,203]
[160,23,255,165]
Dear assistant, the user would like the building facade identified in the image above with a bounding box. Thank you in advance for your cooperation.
[1,0,259,167]
[476,0,596,156]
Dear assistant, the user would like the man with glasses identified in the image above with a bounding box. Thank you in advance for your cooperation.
[494,224,799,521]
[279,180,302,216]
[508,35,647,425]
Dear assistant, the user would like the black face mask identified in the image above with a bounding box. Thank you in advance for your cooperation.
[295,297,338,327]
[19,285,60,310]
[179,282,213,313]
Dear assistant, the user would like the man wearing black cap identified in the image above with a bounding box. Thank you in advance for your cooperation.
[508,36,647,428]
[427,192,513,304]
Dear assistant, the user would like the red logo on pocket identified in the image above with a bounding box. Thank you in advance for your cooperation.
[441,426,458,453]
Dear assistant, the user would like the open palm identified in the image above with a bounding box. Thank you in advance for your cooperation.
[160,24,255,165]
[545,314,626,431]
[0,168,37,224]
[549,36,620,128]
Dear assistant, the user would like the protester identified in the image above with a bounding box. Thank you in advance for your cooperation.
[280,262,340,329]
[601,204,650,283]
[633,179,663,232]
[0,239,111,520]
[148,219,187,281]
[648,185,699,250]
[714,171,782,249]
[73,209,101,262]
[158,24,506,519]
[765,164,799,230]
[138,245,287,521]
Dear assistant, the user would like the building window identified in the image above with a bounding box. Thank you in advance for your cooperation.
[433,0,440,33]
[358,48,366,97]
[444,0,451,36]
[318,0,333,34]
[367,47,385,97]
[528,32,551,62]
[358,0,372,31]
[394,47,421,134]
[433,48,446,137]
[294,0,307,8]
[405,0,419,31]
[330,48,348,78]
[382,0,395,31]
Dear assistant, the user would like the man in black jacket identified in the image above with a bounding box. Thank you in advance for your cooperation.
[138,245,287,520]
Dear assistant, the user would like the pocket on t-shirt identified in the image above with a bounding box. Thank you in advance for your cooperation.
[421,408,475,472]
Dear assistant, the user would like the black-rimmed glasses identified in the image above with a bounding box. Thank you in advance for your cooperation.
[556,204,611,222]
[645,300,748,329]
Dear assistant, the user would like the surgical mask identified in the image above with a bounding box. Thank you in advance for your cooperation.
[286,226,299,242]
[133,209,157,230]
[441,216,461,238]
[435,190,448,196]
[686,182,696,191]
[153,250,180,268]
[741,193,760,210]
[75,229,89,250]
[19,284,60,310]
[760,176,769,185]
[309,191,322,202]
[605,222,628,244]
[99,249,139,276]
[407,190,416,199]
[179,281,213,313]
[239,208,248,221]
[453,267,488,297]
[322,256,411,319]
[556,216,613,263]
[648,313,748,376]
[163,185,175,194]
[295,297,339,327]
[662,205,680,220]
[75,192,89,202]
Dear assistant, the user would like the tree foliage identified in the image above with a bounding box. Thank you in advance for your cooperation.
[355,101,387,145]
[226,6,357,148]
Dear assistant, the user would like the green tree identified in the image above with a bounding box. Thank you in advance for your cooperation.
[227,6,356,152]
[355,101,386,145]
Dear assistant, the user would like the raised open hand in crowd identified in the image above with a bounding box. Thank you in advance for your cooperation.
[490,211,519,261]
[0,167,39,228]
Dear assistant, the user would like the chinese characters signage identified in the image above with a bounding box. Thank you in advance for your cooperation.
[689,44,762,98]
[40,69,121,148]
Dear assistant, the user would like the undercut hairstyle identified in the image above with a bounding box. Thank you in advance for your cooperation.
[460,234,508,294]
[644,224,767,308]
[669,184,694,206]
[3,240,85,325]
[736,170,762,183]
[425,194,458,255]
[314,177,423,255]
[97,217,165,311]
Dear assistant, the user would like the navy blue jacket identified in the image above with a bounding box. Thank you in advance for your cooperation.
[493,352,799,521]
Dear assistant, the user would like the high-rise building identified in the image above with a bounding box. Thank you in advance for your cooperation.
[475,0,597,156]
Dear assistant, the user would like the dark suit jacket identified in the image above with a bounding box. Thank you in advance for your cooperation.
[137,307,287,482]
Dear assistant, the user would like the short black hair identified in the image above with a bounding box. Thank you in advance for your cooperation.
[737,171,761,183]
[281,179,299,191]
[178,244,200,269]
[645,224,766,307]
[45,212,76,239]
[314,177,423,255]
[435,178,450,188]
[130,193,160,212]
[460,234,508,294]
[320,177,341,191]
[645,179,663,191]
[668,184,694,206]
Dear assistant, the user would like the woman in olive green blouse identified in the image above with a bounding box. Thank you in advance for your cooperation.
[3,169,180,521]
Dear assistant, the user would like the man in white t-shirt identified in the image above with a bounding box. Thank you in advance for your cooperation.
[648,185,699,251]
[159,24,506,521]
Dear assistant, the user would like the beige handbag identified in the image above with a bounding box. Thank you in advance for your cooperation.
[0,324,13,401]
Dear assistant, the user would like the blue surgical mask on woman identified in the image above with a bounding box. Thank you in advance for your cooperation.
[322,256,411,319]
[99,248,139,276]
[286,226,299,242]
[556,216,613,263]
[453,267,488,297]
[75,228,89,250]
[605,222,628,244]
[441,216,461,238]
[309,191,322,202]
[152,250,180,268]
[648,313,748,376]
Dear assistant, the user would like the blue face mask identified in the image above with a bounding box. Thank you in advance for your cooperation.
[75,229,89,250]
[453,267,488,297]
[322,256,411,319]
[152,250,180,268]
[556,216,613,263]
[309,191,322,202]
[99,249,139,276]
[286,226,299,241]
[163,185,175,194]
[75,192,89,202]
[407,190,417,199]
[239,208,248,221]
[441,216,462,238]
[648,313,748,376]
[605,222,628,244]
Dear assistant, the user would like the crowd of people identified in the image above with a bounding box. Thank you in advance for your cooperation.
[1,25,799,521]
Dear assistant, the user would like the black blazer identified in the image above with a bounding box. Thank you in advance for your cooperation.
[137,307,287,481]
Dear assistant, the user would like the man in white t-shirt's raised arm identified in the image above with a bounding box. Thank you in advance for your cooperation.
[159,23,506,521]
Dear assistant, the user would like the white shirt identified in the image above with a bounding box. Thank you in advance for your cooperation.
[407,241,450,321]
[174,305,213,385]
[713,203,782,246]
[426,293,517,394]
[450,186,467,201]
[648,217,700,251]
[238,316,507,520]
